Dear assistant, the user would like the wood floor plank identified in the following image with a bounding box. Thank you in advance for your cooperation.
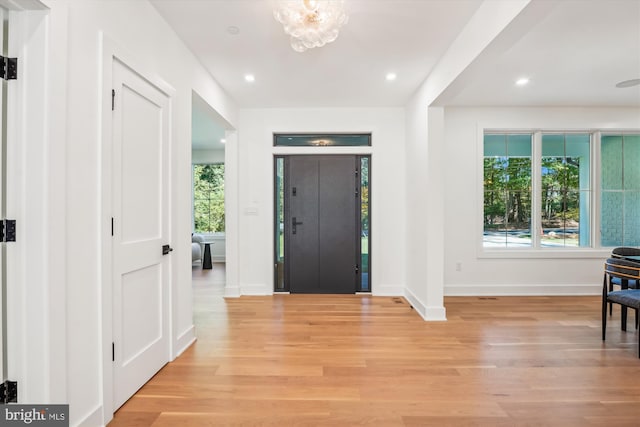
[109,273,640,426]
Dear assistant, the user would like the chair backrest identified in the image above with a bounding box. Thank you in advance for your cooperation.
[605,257,640,281]
[611,247,640,259]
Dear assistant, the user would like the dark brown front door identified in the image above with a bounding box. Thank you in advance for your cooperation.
[286,155,358,294]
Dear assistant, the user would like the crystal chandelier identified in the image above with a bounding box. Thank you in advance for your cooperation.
[273,0,348,53]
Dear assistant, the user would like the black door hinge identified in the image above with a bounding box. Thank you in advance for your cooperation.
[1,219,16,242]
[0,380,18,404]
[1,56,17,80]
[112,342,115,362]
[111,217,114,236]
[355,264,359,275]
[111,89,115,111]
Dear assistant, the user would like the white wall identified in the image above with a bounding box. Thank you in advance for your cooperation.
[233,108,405,296]
[443,106,640,295]
[192,148,225,164]
[38,1,237,425]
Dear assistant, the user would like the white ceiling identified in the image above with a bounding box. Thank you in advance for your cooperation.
[151,0,484,108]
[156,0,640,149]
[436,0,640,107]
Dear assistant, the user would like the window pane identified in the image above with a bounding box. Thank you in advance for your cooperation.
[541,133,590,247]
[484,134,506,156]
[601,134,640,246]
[601,191,623,246]
[624,191,640,246]
[601,135,623,190]
[483,133,532,248]
[274,157,285,290]
[623,136,640,190]
[506,190,532,247]
[484,190,507,247]
[193,164,225,233]
[274,133,371,146]
[507,134,532,156]
[360,157,370,292]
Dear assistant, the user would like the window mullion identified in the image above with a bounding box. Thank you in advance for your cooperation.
[592,131,601,248]
[531,131,542,248]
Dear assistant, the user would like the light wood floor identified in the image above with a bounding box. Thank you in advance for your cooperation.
[110,273,640,426]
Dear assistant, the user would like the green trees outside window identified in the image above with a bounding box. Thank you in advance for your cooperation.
[483,133,591,248]
[541,134,590,247]
[483,134,532,247]
[193,164,225,233]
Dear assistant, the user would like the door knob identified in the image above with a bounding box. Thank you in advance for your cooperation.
[292,217,303,234]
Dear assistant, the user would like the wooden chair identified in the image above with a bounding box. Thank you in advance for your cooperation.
[602,257,640,357]
[607,248,639,315]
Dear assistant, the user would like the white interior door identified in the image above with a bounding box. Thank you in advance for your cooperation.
[112,58,170,410]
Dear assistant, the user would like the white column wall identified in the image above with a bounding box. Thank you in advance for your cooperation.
[443,106,640,296]
[235,108,406,296]
[403,0,530,319]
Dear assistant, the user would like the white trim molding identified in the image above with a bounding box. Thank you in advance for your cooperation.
[445,283,601,296]
[373,284,404,296]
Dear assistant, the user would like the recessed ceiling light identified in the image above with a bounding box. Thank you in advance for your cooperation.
[515,77,530,86]
[220,138,226,144]
[386,73,397,81]
[244,74,255,83]
[227,26,240,35]
[616,78,640,88]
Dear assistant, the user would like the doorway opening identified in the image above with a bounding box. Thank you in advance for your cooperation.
[274,154,371,293]
[191,92,229,293]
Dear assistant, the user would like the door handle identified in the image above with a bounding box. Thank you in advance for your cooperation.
[162,244,173,255]
[292,217,303,235]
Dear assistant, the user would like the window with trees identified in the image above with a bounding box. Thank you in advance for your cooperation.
[193,164,225,233]
[483,134,532,248]
[484,131,640,250]
[541,133,590,247]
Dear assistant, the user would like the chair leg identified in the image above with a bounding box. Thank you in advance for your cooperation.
[621,306,628,331]
[602,288,608,341]
[607,275,613,316]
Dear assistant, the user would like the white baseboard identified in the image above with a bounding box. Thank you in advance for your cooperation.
[174,325,196,359]
[240,283,270,295]
[425,305,447,321]
[444,283,601,296]
[76,404,103,427]
[403,287,447,321]
[373,284,404,296]
[224,285,241,297]
[403,287,427,320]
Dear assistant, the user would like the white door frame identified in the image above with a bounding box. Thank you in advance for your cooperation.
[1,1,67,405]
[100,35,176,424]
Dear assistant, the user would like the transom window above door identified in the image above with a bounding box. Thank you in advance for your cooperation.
[274,133,371,147]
